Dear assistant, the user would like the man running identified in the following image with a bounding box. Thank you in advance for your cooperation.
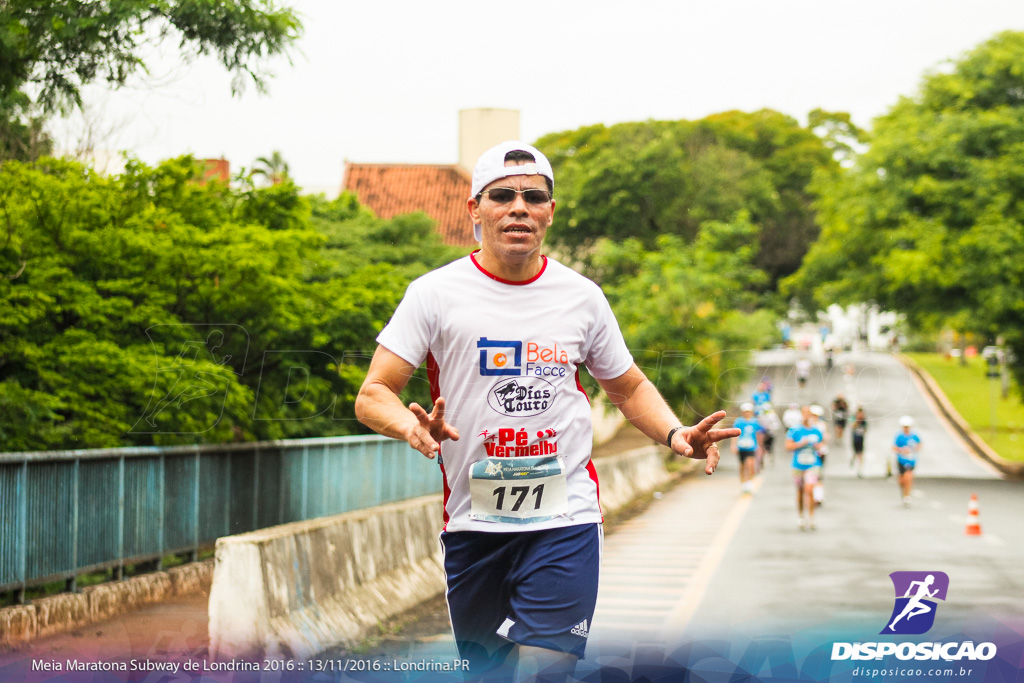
[355,141,739,681]
[751,380,772,414]
[733,402,764,494]
[831,394,849,443]
[894,416,922,507]
[850,406,867,477]
[758,403,781,467]
[795,356,811,389]
[782,402,802,431]
[786,405,822,530]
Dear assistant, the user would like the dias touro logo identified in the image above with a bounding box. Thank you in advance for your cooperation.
[487,378,555,418]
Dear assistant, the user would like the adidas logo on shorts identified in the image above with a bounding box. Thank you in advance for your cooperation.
[570,619,589,638]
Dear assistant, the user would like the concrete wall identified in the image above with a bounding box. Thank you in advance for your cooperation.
[209,495,446,661]
[593,446,676,511]
[0,560,214,651]
[209,445,673,661]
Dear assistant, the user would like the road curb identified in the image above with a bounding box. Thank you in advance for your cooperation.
[898,354,1024,479]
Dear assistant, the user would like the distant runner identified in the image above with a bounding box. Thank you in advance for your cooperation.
[893,415,922,507]
[733,403,764,494]
[850,406,867,477]
[786,406,822,531]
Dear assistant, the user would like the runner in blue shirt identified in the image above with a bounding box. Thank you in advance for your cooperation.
[786,406,822,530]
[733,403,764,495]
[893,416,922,507]
[751,380,772,415]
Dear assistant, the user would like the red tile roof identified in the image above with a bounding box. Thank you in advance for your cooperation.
[342,163,477,248]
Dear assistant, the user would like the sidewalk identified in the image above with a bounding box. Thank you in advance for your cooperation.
[0,592,210,680]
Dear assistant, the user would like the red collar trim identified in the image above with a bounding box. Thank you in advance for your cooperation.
[470,250,547,285]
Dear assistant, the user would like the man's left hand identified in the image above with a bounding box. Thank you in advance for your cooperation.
[669,410,740,475]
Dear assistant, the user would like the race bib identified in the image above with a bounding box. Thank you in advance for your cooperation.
[469,456,568,524]
[738,434,757,450]
[796,447,818,466]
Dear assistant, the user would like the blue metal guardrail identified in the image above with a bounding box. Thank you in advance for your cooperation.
[0,435,442,600]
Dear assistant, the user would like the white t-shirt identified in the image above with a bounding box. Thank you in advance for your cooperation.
[377,253,634,533]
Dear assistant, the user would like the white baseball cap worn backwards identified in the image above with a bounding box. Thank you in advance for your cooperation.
[470,140,554,242]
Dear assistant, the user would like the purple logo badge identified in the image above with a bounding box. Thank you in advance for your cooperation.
[881,571,949,635]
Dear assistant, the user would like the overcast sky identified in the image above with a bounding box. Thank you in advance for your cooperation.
[54,0,1024,196]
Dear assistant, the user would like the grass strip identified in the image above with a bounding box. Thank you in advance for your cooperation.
[904,352,1024,462]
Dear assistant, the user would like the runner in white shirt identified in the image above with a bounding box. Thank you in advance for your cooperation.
[355,141,738,682]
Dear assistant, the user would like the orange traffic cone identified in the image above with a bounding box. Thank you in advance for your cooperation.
[965,494,982,536]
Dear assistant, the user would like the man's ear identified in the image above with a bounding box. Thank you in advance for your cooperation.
[468,197,481,223]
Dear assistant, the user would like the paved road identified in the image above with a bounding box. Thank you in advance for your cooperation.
[361,349,1024,680]
[580,349,1023,681]
[5,350,1021,682]
[753,348,1002,480]
[682,349,1018,639]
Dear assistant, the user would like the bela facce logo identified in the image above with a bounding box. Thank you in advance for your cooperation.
[477,337,571,378]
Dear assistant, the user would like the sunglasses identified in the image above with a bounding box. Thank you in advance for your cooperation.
[479,187,552,205]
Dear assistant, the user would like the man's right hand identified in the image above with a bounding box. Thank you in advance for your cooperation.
[406,397,460,459]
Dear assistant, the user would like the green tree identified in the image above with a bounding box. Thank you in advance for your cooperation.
[250,150,290,186]
[0,0,300,163]
[0,91,52,162]
[536,110,837,289]
[785,31,1024,385]
[0,157,255,449]
[0,0,301,113]
[0,155,467,451]
[304,195,468,424]
[594,212,774,420]
[807,108,869,167]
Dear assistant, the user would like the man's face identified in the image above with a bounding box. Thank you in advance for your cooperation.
[468,161,554,261]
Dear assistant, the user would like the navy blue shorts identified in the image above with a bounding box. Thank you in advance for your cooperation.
[441,523,602,671]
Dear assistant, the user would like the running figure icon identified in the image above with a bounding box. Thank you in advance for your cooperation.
[887,575,938,632]
[882,570,949,635]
